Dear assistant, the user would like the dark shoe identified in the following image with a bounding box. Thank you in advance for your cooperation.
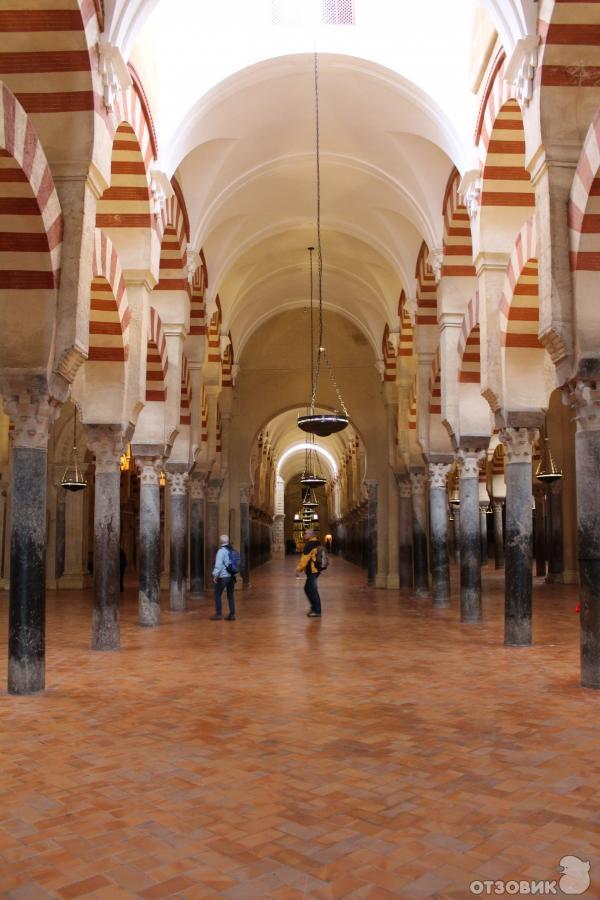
[307,611,321,618]
[210,614,223,621]
[225,613,236,621]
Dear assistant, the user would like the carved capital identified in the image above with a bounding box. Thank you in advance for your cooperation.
[499,427,539,464]
[137,457,162,486]
[365,479,378,502]
[410,472,427,496]
[97,40,132,111]
[167,471,189,496]
[240,483,252,504]
[428,462,451,489]
[456,449,485,480]
[2,379,59,450]
[189,478,205,501]
[206,478,223,504]
[150,169,174,217]
[458,169,482,221]
[186,244,201,284]
[564,379,600,432]
[84,424,125,475]
[492,499,504,513]
[396,476,412,499]
[427,248,443,283]
[505,35,540,107]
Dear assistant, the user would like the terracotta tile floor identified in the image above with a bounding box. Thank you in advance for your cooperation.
[0,558,599,899]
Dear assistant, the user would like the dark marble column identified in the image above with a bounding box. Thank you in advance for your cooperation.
[457,449,484,623]
[189,477,205,599]
[240,483,251,589]
[546,482,564,581]
[85,425,123,651]
[137,457,161,626]
[410,471,428,597]
[365,479,378,586]
[397,476,413,589]
[492,499,505,569]
[566,379,600,688]
[167,471,189,611]
[3,385,57,694]
[500,427,538,647]
[204,479,223,590]
[55,492,66,580]
[480,504,489,564]
[534,487,547,578]
[428,462,451,608]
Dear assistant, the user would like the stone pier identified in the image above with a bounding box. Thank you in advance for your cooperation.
[85,425,124,652]
[410,471,428,596]
[137,457,162,626]
[240,483,251,589]
[205,479,223,590]
[365,479,378,587]
[457,448,484,623]
[428,462,451,608]
[167,471,189,611]
[492,499,505,569]
[397,476,413,589]
[189,477,205,599]
[500,426,538,647]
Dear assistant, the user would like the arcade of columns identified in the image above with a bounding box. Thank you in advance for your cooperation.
[0,1,600,695]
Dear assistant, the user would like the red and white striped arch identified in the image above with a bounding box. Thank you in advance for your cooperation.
[0,81,63,287]
[408,380,417,432]
[146,306,168,401]
[216,404,222,455]
[481,98,535,211]
[500,216,541,349]
[200,385,208,444]
[207,295,222,363]
[155,192,189,295]
[180,353,191,425]
[442,168,475,278]
[89,229,130,361]
[569,107,600,273]
[475,50,511,152]
[429,350,441,416]
[190,254,207,336]
[222,334,235,388]
[415,242,437,326]
[398,291,414,358]
[538,4,600,93]
[382,324,396,382]
[458,292,481,384]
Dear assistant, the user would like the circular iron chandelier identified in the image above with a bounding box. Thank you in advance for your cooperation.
[61,410,87,492]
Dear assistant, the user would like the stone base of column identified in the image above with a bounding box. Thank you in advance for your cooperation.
[169,583,187,612]
[272,547,285,560]
[92,607,120,651]
[8,658,44,695]
[57,573,91,589]
[375,573,386,588]
[386,573,400,589]
[0,578,8,591]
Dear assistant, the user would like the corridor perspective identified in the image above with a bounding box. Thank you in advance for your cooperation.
[1,0,600,896]
[1,558,598,898]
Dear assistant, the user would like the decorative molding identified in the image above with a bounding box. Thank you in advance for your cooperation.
[504,35,540,107]
[150,169,174,217]
[84,424,125,475]
[428,462,451,489]
[206,478,223,504]
[1,379,59,451]
[396,477,412,499]
[492,499,504,512]
[427,248,443,283]
[97,40,132,112]
[457,449,485,479]
[458,169,482,220]
[167,472,189,496]
[499,427,539,464]
[186,245,201,285]
[564,379,600,433]
[137,457,162,487]
[409,472,427,496]
[189,478,205,501]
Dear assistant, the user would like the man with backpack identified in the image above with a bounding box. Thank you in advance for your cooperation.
[296,529,327,618]
[210,534,240,621]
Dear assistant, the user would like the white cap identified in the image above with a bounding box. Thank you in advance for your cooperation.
[220,534,230,544]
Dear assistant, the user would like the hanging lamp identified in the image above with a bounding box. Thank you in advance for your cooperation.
[536,435,562,483]
[300,435,327,488]
[302,487,319,509]
[297,53,349,438]
[61,411,87,492]
[448,467,460,507]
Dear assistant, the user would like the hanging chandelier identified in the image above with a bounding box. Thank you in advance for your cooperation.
[61,410,87,492]
[298,53,349,439]
[536,435,562,483]
[302,487,319,509]
[300,435,327,488]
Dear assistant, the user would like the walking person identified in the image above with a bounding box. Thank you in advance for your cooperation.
[296,529,322,618]
[210,534,239,621]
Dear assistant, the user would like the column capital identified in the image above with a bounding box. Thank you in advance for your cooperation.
[409,471,427,495]
[395,475,412,498]
[84,424,125,475]
[189,478,205,501]
[365,479,378,501]
[167,471,189,496]
[206,477,224,503]
[240,482,252,504]
[499,426,539,464]
[492,498,504,512]
[137,456,162,486]
[428,462,451,489]
[564,378,600,432]
[1,377,60,450]
[456,449,485,480]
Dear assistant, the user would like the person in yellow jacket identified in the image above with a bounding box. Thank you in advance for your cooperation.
[296,529,321,617]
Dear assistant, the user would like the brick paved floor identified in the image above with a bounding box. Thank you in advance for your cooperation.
[0,558,598,899]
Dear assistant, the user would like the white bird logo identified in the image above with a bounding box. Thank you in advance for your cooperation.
[558,856,591,895]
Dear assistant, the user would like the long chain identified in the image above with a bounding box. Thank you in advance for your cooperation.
[311,51,323,412]
[308,246,314,412]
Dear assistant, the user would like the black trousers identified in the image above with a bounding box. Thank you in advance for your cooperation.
[304,571,321,614]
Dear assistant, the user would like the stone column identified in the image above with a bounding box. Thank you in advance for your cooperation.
[397,476,413,589]
[137,457,161,626]
[457,449,484,623]
[566,379,600,688]
[534,487,547,578]
[189,477,205,599]
[85,425,124,652]
[272,514,285,560]
[205,479,223,589]
[452,508,460,565]
[55,491,66,580]
[167,471,189,611]
[480,504,489,564]
[492,500,505,569]
[3,383,57,694]
[546,482,564,581]
[500,427,538,647]
[428,462,451,608]
[365,479,378,586]
[240,483,251,588]
[410,471,428,596]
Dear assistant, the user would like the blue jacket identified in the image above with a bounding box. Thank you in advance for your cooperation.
[213,545,231,579]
